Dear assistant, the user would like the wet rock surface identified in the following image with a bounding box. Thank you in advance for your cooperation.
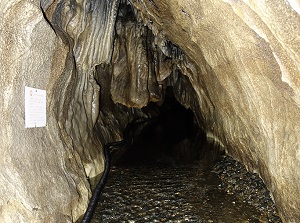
[1,0,299,221]
[92,155,282,223]
[211,156,282,223]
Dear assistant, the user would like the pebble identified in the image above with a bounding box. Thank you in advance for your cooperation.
[91,155,282,223]
[211,155,282,223]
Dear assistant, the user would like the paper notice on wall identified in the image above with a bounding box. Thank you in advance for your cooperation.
[25,86,46,128]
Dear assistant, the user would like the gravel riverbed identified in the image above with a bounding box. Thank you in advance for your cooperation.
[211,155,282,223]
[92,155,282,223]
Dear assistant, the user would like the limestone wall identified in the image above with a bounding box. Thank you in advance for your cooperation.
[1,0,300,222]
[0,0,102,221]
[0,1,84,221]
[130,0,300,222]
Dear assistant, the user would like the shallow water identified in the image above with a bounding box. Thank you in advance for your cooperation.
[92,161,269,223]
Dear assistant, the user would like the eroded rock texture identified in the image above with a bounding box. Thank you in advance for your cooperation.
[0,1,89,222]
[43,0,121,188]
[0,0,300,222]
[0,0,120,222]
[128,0,300,222]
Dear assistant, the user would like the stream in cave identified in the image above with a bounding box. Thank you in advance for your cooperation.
[91,155,282,223]
[90,97,282,223]
[91,154,282,223]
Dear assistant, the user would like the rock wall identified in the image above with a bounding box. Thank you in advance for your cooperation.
[0,0,120,221]
[129,0,300,222]
[43,0,121,188]
[0,1,90,221]
[1,0,300,222]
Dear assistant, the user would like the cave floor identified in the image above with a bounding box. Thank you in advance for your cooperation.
[92,156,282,223]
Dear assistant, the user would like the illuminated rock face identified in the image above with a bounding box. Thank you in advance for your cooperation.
[0,1,86,222]
[0,0,96,221]
[129,1,300,222]
[0,0,300,222]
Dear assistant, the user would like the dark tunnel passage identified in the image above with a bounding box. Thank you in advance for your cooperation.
[113,87,205,166]
[37,0,283,222]
[93,0,220,168]
[1,0,299,221]
[84,2,282,222]
[93,77,282,222]
[92,93,282,222]
[99,0,222,166]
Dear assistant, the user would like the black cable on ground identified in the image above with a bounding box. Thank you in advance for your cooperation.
[81,141,124,223]
[81,118,155,222]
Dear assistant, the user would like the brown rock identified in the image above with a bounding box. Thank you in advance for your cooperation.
[1,0,300,222]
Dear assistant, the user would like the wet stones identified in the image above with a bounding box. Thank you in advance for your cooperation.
[93,156,282,222]
[212,156,282,222]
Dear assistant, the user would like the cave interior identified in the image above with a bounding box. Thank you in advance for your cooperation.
[3,0,298,221]
[90,1,222,167]
[33,0,295,221]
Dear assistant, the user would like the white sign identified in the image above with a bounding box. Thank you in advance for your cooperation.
[25,86,46,128]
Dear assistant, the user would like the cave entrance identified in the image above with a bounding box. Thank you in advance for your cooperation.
[44,0,282,221]
[94,0,220,168]
[113,86,207,166]
[92,85,281,222]
[93,85,281,222]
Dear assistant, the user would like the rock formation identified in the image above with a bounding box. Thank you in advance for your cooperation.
[0,0,299,222]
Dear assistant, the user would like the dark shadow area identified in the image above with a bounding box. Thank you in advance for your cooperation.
[111,87,223,167]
